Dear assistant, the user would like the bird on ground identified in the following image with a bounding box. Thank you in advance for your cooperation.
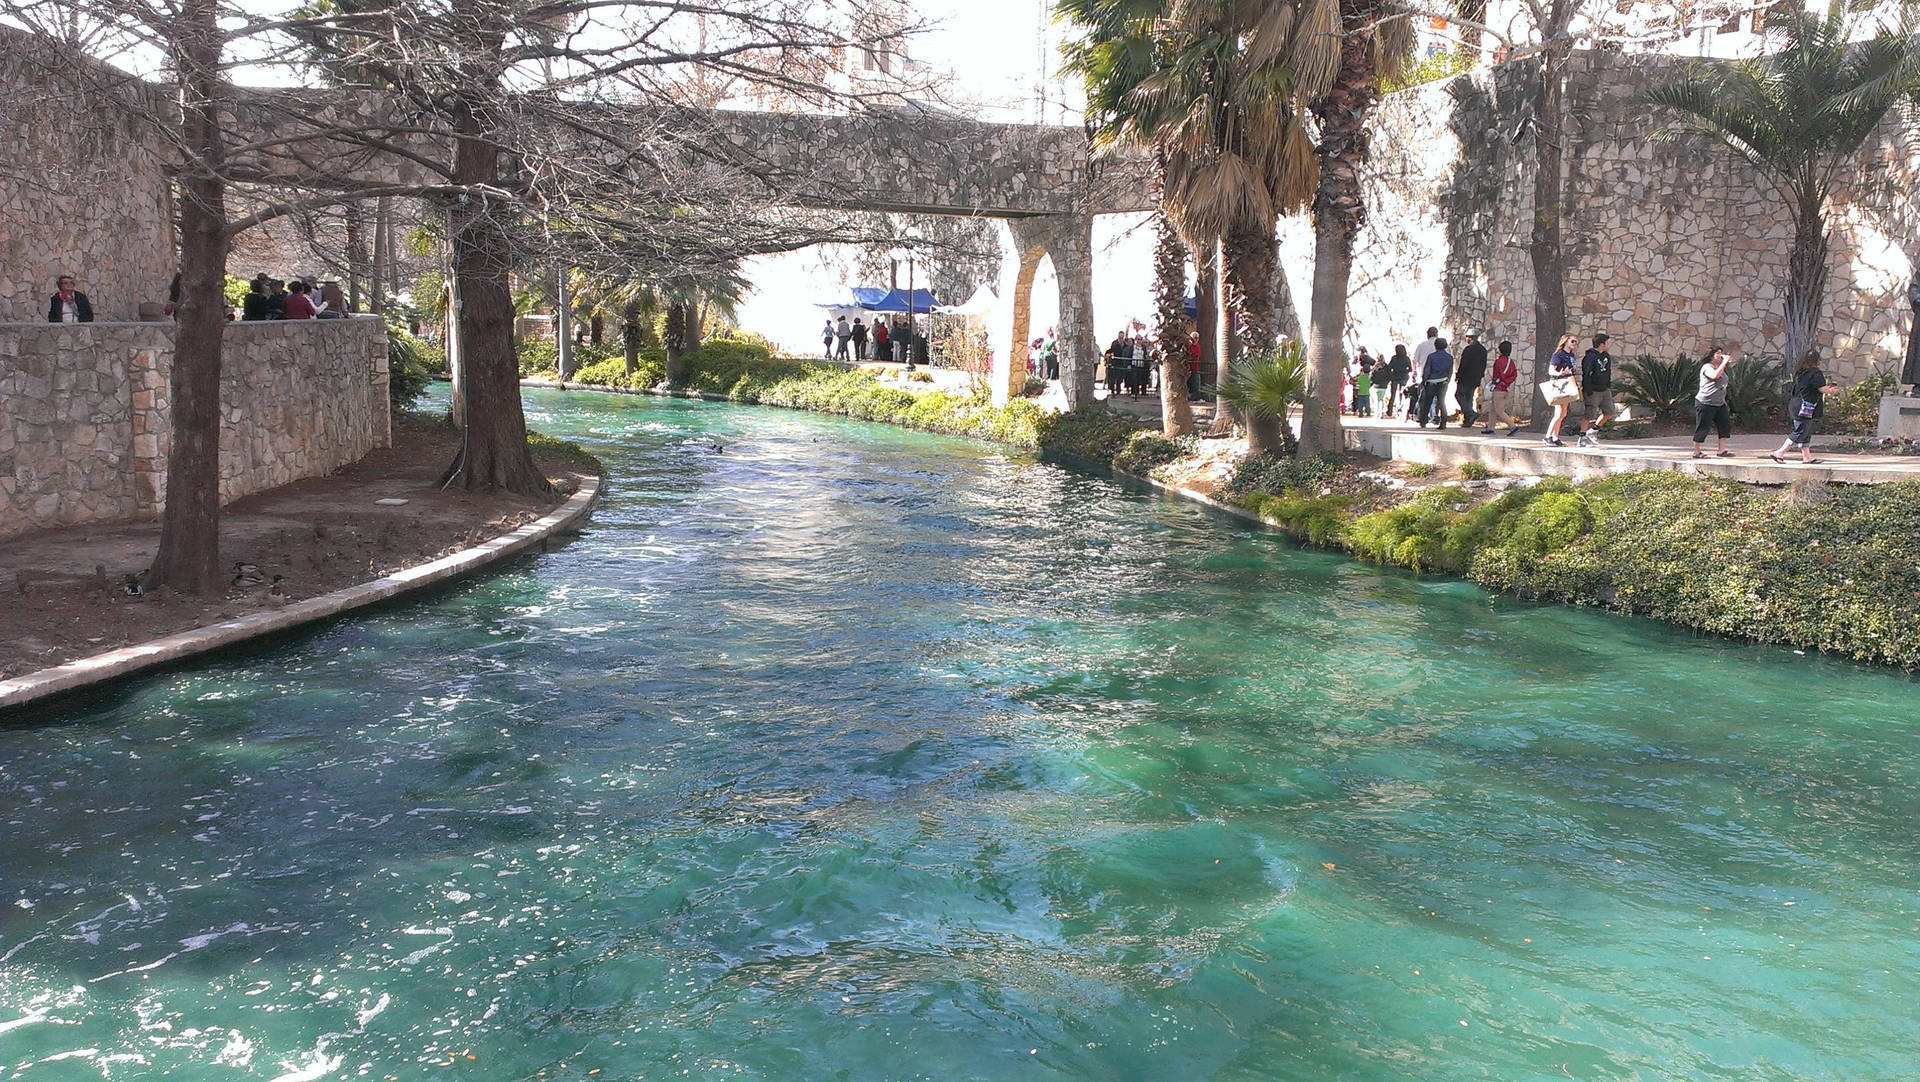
[232,562,263,585]
[265,576,289,608]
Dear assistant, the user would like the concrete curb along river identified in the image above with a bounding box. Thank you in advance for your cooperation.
[0,477,601,717]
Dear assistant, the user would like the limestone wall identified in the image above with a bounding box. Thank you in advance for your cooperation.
[1292,52,1919,388]
[0,28,178,324]
[0,317,389,539]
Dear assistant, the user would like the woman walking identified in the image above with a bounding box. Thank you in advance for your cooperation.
[1383,344,1412,419]
[1690,346,1734,458]
[1542,333,1580,446]
[1766,349,1837,464]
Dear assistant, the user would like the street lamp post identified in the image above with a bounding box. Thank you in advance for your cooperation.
[902,226,922,370]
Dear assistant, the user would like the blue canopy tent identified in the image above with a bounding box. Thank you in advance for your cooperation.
[815,287,942,313]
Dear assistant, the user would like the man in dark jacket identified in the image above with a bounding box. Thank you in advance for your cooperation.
[1454,332,1488,430]
[47,275,94,323]
[1578,332,1617,446]
[1417,337,1455,428]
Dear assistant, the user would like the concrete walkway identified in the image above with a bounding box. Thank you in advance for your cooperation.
[1340,414,1920,485]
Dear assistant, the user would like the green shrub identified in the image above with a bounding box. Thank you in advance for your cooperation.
[570,354,666,391]
[1347,487,1467,572]
[1227,451,1346,497]
[1036,406,1148,464]
[1021,376,1049,398]
[526,429,604,475]
[516,338,558,378]
[1457,460,1493,481]
[1114,431,1194,475]
[1726,355,1786,430]
[1247,492,1356,547]
[386,319,439,411]
[1403,461,1437,478]
[1616,353,1698,424]
[1828,372,1896,436]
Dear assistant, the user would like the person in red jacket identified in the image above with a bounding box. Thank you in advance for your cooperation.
[1481,339,1522,437]
[281,280,317,319]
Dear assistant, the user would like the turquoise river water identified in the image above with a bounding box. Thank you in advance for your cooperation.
[3,387,1917,1080]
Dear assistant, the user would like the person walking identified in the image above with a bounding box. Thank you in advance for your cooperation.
[1383,344,1412,419]
[821,318,835,359]
[850,318,868,360]
[1577,332,1618,446]
[870,318,889,362]
[1766,349,1837,464]
[1417,337,1454,428]
[1104,332,1129,396]
[1412,325,1440,373]
[1690,345,1735,458]
[1481,339,1522,436]
[834,316,852,360]
[1368,348,1391,417]
[1542,333,1580,446]
[1454,332,1488,429]
[1044,332,1060,381]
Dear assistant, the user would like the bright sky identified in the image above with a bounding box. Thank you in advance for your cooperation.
[913,0,1084,123]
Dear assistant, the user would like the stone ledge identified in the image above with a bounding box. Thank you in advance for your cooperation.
[0,476,600,717]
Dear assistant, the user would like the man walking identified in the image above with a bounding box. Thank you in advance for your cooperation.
[1579,332,1617,446]
[1454,332,1487,430]
[1412,325,1440,373]
[850,318,868,360]
[834,315,852,360]
[1417,336,1454,428]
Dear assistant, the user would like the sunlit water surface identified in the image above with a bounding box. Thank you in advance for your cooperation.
[3,387,1917,1080]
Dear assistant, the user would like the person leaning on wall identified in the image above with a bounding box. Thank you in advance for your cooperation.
[48,274,94,323]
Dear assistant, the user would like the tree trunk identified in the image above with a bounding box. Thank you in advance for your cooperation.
[1151,199,1194,437]
[1224,222,1281,453]
[1301,0,1381,458]
[146,0,228,596]
[444,98,548,496]
[345,203,366,313]
[370,196,389,316]
[1527,43,1571,432]
[622,297,643,376]
[686,296,705,356]
[663,299,689,388]
[1782,192,1829,372]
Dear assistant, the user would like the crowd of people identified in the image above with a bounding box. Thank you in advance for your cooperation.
[822,314,927,366]
[241,275,352,321]
[42,272,355,324]
[1346,322,1844,462]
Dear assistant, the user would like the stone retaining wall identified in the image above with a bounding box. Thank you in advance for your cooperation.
[1283,52,1919,388]
[0,317,389,539]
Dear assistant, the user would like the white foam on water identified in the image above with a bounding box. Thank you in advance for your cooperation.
[0,1011,46,1033]
[356,993,391,1028]
[266,1043,342,1082]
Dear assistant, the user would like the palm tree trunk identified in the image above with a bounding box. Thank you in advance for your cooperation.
[1151,205,1194,436]
[664,300,689,387]
[1301,0,1382,457]
[1782,193,1828,371]
[622,297,642,376]
[1224,223,1281,452]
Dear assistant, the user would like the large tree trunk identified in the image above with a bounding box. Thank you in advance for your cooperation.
[1527,43,1571,432]
[444,99,548,496]
[1782,192,1829,372]
[345,203,366,313]
[1151,197,1194,437]
[370,196,389,315]
[1301,0,1382,457]
[146,0,228,595]
[1223,222,1282,453]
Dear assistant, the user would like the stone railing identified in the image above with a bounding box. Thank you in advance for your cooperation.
[0,316,389,539]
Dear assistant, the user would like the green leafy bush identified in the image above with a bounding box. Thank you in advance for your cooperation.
[1113,431,1194,475]
[1726,355,1786,430]
[1827,372,1896,436]
[386,319,440,411]
[1616,353,1697,424]
[1227,451,1347,497]
[517,338,558,378]
[1035,406,1150,464]
[1457,460,1493,481]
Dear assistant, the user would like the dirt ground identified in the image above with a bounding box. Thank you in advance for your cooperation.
[0,414,591,680]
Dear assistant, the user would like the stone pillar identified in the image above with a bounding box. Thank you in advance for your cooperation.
[1005,213,1097,410]
[129,344,171,516]
[368,316,392,448]
[993,232,1046,407]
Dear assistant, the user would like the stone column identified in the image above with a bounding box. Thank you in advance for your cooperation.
[368,316,392,448]
[993,229,1047,408]
[129,343,172,517]
[1006,213,1097,410]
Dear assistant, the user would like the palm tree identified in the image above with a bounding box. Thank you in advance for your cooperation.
[1643,1,1920,371]
[1217,341,1307,457]
[1061,0,1320,451]
[1297,0,1411,455]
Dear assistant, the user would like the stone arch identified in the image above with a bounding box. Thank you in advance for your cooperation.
[995,214,1097,409]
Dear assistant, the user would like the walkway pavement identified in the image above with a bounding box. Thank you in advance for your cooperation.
[1339,414,1920,485]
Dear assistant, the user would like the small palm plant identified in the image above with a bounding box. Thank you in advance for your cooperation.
[1218,341,1307,458]
[1615,353,1698,425]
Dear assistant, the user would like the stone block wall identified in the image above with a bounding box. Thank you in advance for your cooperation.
[1,317,388,539]
[0,28,178,324]
[1284,51,1919,389]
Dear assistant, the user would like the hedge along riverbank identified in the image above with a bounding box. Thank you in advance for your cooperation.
[542,352,1920,669]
